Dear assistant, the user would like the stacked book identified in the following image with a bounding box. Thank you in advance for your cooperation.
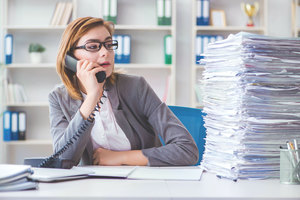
[50,2,73,26]
[200,32,300,180]
[0,164,38,192]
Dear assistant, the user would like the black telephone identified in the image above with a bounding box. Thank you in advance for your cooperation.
[65,54,106,83]
[24,54,107,169]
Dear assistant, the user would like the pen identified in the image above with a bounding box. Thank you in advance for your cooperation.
[294,139,299,163]
[287,141,297,168]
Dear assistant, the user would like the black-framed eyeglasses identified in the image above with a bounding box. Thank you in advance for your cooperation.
[74,40,118,52]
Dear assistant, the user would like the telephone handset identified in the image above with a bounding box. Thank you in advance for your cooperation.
[23,54,107,169]
[65,54,106,83]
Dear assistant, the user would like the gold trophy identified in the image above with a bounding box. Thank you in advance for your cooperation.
[241,2,259,27]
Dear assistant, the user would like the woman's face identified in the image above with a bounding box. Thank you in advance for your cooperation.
[73,25,115,78]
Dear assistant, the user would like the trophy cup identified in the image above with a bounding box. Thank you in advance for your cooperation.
[241,2,259,27]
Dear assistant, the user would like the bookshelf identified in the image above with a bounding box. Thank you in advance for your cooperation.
[0,0,176,164]
[190,0,268,108]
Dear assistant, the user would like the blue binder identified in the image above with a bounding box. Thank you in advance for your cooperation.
[122,35,131,63]
[195,35,224,64]
[114,35,131,64]
[3,111,12,141]
[196,0,210,26]
[5,34,13,64]
[11,112,19,140]
[114,35,123,63]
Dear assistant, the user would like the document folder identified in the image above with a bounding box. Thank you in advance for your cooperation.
[3,111,12,141]
[197,0,210,26]
[164,35,172,64]
[122,35,131,63]
[164,0,172,25]
[5,34,13,64]
[11,111,19,140]
[18,112,26,140]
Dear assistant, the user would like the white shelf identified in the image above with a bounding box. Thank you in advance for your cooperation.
[4,25,67,31]
[6,63,56,69]
[116,63,172,69]
[6,102,49,107]
[4,140,52,145]
[195,26,265,32]
[115,25,173,31]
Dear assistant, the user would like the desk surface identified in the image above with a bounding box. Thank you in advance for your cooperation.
[1,172,300,200]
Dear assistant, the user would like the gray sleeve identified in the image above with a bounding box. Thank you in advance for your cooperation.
[48,90,94,165]
[137,77,199,166]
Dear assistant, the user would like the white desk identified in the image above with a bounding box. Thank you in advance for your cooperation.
[1,172,300,200]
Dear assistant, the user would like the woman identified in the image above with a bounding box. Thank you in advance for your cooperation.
[49,17,199,167]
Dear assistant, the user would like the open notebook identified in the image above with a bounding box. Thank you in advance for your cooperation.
[29,166,203,182]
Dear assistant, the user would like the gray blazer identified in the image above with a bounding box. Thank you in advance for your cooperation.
[48,74,199,166]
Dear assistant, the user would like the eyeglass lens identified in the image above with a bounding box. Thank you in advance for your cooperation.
[85,41,117,51]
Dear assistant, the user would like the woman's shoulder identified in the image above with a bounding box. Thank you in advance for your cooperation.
[48,84,70,102]
[49,84,67,95]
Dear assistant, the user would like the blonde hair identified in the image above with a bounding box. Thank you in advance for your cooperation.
[56,17,116,100]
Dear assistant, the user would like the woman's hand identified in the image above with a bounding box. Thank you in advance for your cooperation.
[93,148,149,166]
[76,59,105,98]
[77,60,105,120]
[93,148,125,166]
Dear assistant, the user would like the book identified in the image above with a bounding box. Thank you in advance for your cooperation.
[0,164,33,185]
[59,2,73,25]
[28,168,91,182]
[50,2,61,25]
[0,178,38,192]
[50,2,66,26]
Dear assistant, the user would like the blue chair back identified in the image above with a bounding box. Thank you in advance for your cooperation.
[168,106,206,165]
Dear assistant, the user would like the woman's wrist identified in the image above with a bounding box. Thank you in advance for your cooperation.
[80,93,101,120]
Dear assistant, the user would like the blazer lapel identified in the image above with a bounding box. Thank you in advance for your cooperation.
[107,80,139,150]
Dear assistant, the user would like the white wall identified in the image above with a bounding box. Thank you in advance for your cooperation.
[175,0,294,106]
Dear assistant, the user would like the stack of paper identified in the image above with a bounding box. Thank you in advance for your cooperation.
[0,164,38,192]
[200,32,300,180]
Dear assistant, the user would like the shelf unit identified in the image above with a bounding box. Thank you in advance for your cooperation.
[111,0,176,104]
[292,0,299,37]
[0,0,176,164]
[190,0,268,108]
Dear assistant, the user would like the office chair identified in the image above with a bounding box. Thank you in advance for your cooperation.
[167,106,206,165]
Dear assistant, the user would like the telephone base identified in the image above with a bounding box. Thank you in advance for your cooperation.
[24,157,75,169]
[24,157,62,168]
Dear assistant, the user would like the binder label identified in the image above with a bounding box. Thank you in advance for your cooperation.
[11,113,18,132]
[5,36,12,55]
[123,36,130,56]
[165,36,172,55]
[19,112,26,132]
[4,112,10,129]
[157,0,164,17]
[165,0,171,18]
[203,0,209,18]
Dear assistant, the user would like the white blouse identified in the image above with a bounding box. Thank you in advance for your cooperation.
[81,91,131,151]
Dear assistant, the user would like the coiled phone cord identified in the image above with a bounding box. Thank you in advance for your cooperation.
[38,92,107,168]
